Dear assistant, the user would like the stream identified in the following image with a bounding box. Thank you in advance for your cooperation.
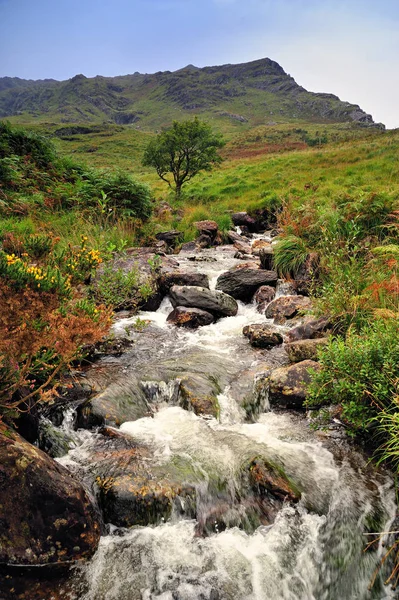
[36,235,398,599]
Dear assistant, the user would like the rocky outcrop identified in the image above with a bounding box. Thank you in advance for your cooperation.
[285,338,329,362]
[265,295,313,323]
[267,360,320,408]
[0,425,100,566]
[167,306,214,328]
[169,285,238,317]
[253,285,276,312]
[243,324,283,348]
[215,266,278,301]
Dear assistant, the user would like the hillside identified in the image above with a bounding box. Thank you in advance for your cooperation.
[0,58,382,131]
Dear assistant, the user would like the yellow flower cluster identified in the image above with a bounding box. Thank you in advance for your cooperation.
[6,253,20,265]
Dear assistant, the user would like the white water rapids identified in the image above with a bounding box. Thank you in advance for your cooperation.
[57,238,397,600]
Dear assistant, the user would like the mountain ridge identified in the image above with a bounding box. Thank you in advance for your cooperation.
[0,57,383,130]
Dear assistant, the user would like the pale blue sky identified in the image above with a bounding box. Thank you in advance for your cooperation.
[0,0,398,127]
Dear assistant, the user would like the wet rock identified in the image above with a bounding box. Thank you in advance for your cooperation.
[155,230,183,248]
[196,233,213,248]
[285,316,332,342]
[167,306,215,329]
[268,360,321,408]
[253,285,276,312]
[159,270,210,292]
[75,378,150,428]
[285,338,329,363]
[265,295,313,324]
[215,266,278,301]
[231,212,257,231]
[226,230,250,244]
[243,324,283,348]
[247,458,300,502]
[251,239,271,256]
[0,425,100,566]
[234,240,253,254]
[259,246,274,270]
[194,220,219,241]
[89,433,196,527]
[169,285,238,317]
[180,241,198,252]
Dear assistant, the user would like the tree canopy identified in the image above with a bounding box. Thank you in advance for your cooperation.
[142,118,224,197]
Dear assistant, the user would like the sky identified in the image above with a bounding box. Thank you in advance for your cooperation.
[0,0,398,128]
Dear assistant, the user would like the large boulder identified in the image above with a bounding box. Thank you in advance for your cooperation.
[253,285,276,313]
[285,338,329,363]
[231,212,257,231]
[169,285,238,317]
[167,306,215,329]
[215,266,278,301]
[159,270,210,292]
[285,317,332,342]
[0,425,100,566]
[194,220,219,241]
[243,324,283,349]
[265,295,313,324]
[268,360,321,408]
[75,377,150,428]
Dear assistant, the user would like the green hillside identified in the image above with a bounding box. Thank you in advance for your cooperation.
[0,58,383,132]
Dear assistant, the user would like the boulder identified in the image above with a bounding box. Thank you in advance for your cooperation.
[194,220,218,240]
[285,317,332,342]
[234,240,253,254]
[265,295,313,324]
[155,230,183,249]
[259,246,274,270]
[285,338,329,363]
[243,324,283,349]
[196,233,213,248]
[231,212,257,231]
[253,285,276,312]
[268,360,321,408]
[167,306,215,329]
[226,230,250,244]
[0,425,100,566]
[169,285,238,317]
[159,270,210,292]
[75,377,150,428]
[215,267,278,301]
[251,239,272,256]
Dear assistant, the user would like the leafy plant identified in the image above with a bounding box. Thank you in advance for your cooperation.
[272,235,308,277]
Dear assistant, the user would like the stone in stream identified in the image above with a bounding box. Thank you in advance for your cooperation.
[167,306,215,329]
[253,285,276,312]
[265,295,313,324]
[231,211,257,231]
[159,270,210,293]
[267,360,321,408]
[285,337,329,363]
[285,316,332,342]
[75,376,150,428]
[169,285,238,317]
[215,266,278,301]
[0,425,100,566]
[243,323,283,349]
[226,230,250,244]
[259,246,274,270]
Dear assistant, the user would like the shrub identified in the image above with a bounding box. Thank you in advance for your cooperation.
[307,319,399,433]
[91,264,140,310]
[272,235,308,277]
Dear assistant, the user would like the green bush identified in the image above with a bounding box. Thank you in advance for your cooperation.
[307,319,399,433]
[0,121,56,167]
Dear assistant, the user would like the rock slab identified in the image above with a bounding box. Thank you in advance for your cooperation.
[169,285,238,317]
[216,267,278,301]
[0,426,100,566]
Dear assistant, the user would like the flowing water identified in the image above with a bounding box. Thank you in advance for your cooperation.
[47,237,397,599]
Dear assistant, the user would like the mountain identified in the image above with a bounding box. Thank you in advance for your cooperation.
[0,58,381,130]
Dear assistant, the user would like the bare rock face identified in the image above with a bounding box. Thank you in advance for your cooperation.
[215,266,278,301]
[243,324,283,348]
[285,338,329,363]
[253,285,276,312]
[0,425,100,566]
[167,306,215,328]
[268,360,321,408]
[265,295,313,324]
[169,285,238,317]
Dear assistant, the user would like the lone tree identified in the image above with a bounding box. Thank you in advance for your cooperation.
[142,118,224,198]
